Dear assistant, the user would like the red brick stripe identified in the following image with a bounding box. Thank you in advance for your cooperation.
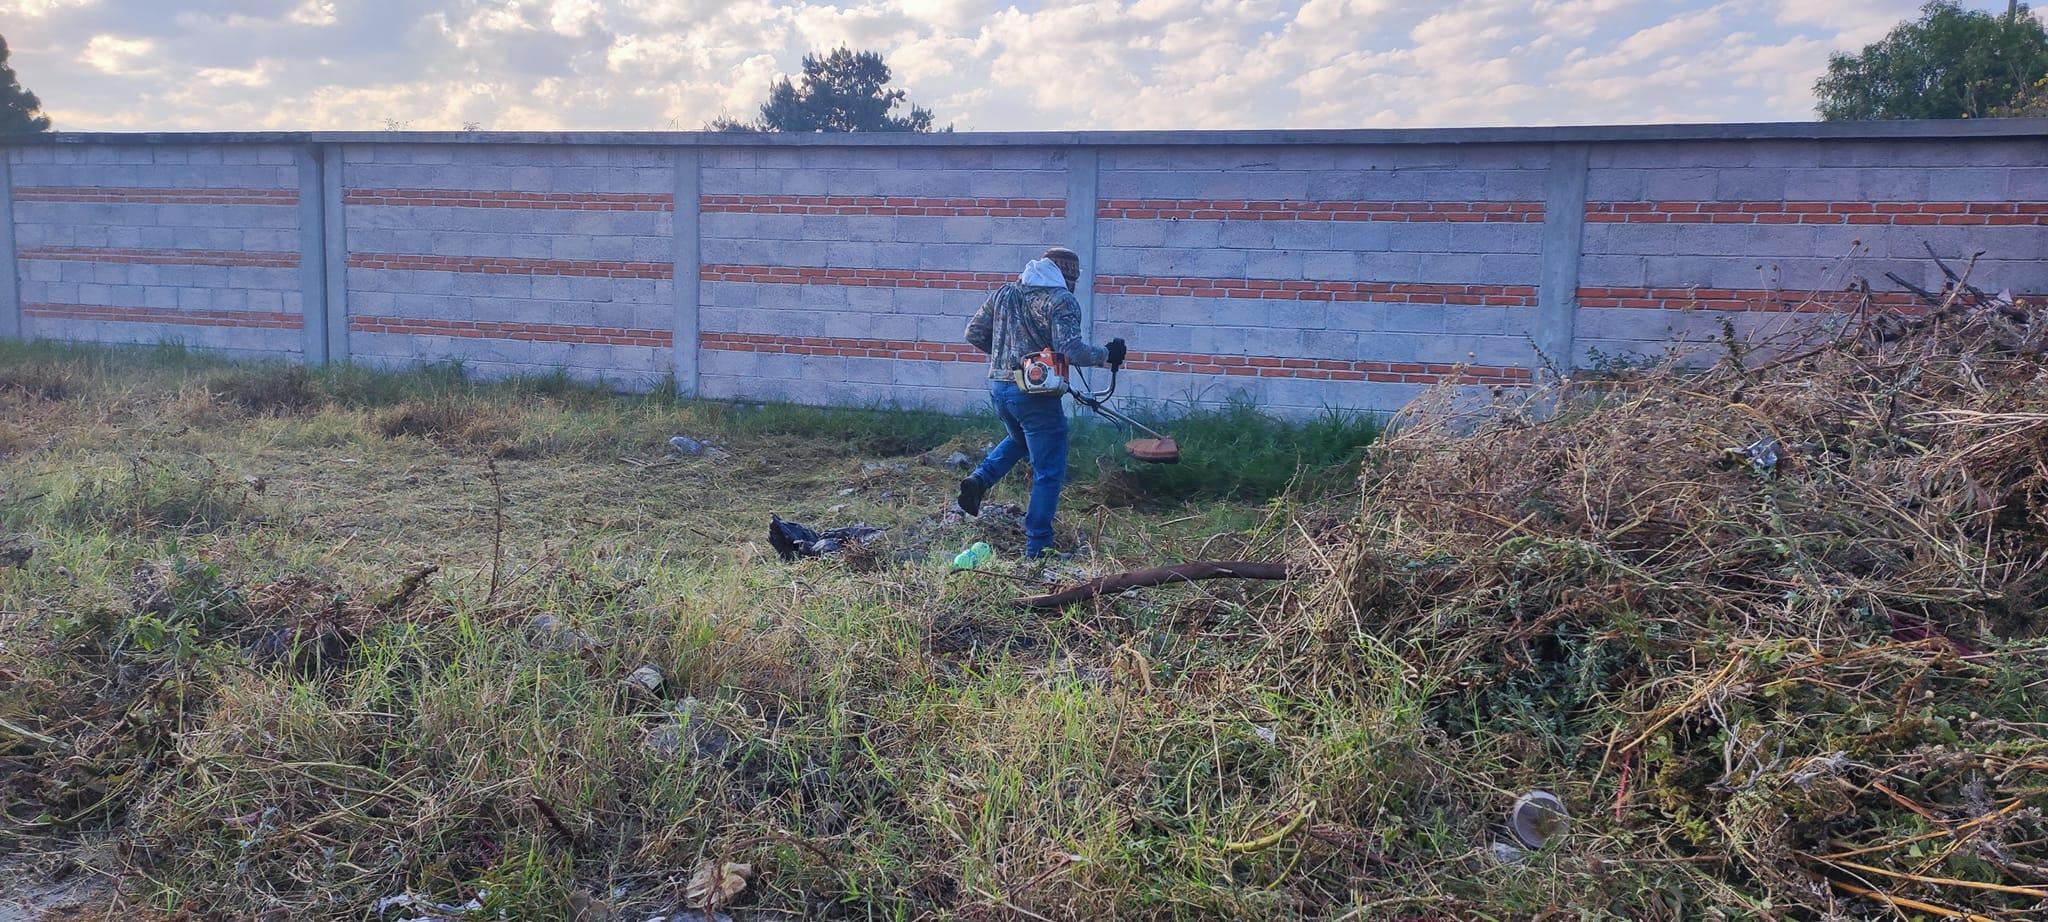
[701,195,1065,217]
[344,189,673,211]
[24,303,301,329]
[348,253,672,279]
[700,332,1532,385]
[1586,201,2048,226]
[1577,287,1925,312]
[1096,274,1538,306]
[14,186,299,206]
[1099,199,1544,222]
[350,315,672,347]
[1124,351,1533,384]
[702,264,1013,290]
[702,331,983,362]
[19,245,299,268]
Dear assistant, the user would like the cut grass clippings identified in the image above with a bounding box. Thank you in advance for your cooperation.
[22,305,2035,921]
[0,342,1379,920]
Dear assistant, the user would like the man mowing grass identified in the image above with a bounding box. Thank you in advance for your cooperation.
[958,246,1126,559]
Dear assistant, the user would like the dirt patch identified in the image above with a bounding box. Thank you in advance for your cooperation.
[0,363,74,401]
[0,841,125,922]
[926,610,1040,657]
[378,397,523,448]
[207,365,320,415]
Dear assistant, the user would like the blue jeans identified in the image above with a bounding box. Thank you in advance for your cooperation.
[969,380,1068,557]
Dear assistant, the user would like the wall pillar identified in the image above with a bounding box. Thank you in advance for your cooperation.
[319,145,350,362]
[670,147,702,395]
[1064,147,1101,337]
[0,153,19,341]
[1534,142,1590,377]
[1064,147,1100,418]
[295,146,330,363]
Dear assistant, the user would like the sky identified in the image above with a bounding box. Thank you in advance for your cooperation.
[0,0,2026,132]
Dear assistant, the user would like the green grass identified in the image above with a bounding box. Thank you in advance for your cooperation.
[9,340,2025,920]
[0,340,1378,503]
[1076,400,1380,502]
[0,344,1433,920]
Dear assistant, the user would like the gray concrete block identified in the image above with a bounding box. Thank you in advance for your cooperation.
[1639,168,1718,199]
[1244,171,1312,199]
[1927,167,2012,200]
[1713,168,1789,201]
[1102,220,1168,248]
[1381,304,1446,333]
[1854,168,1931,201]
[940,217,996,245]
[1484,170,1548,200]
[1577,253,1647,287]
[1783,169,1861,200]
[1300,250,1361,280]
[1325,222,1394,252]
[2009,168,2048,199]
[1420,171,1491,200]
[1360,252,1425,282]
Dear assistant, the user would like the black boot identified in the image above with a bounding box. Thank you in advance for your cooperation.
[956,476,987,516]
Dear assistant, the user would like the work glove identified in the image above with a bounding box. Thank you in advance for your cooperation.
[1106,338,1128,368]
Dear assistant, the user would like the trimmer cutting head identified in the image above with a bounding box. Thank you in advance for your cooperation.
[1075,365,1182,464]
[1125,437,1180,464]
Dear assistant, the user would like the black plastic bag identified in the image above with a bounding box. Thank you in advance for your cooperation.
[769,515,884,561]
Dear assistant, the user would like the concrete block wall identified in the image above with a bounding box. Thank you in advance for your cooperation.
[5,143,307,359]
[340,144,676,386]
[1577,138,2048,363]
[2,122,2043,416]
[696,146,1068,409]
[1095,144,1549,415]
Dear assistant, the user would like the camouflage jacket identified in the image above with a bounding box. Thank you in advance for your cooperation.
[964,276,1109,382]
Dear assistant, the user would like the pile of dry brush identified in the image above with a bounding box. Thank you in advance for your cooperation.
[1307,276,2048,917]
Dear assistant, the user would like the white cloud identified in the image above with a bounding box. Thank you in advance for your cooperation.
[80,34,154,75]
[1767,0,1925,44]
[287,0,335,27]
[0,0,93,16]
[195,60,274,87]
[4,0,2025,132]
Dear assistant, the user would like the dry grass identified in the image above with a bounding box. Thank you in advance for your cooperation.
[0,344,1364,920]
[10,287,2038,922]
[1292,289,2048,917]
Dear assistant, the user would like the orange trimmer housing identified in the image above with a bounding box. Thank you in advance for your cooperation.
[1014,348,1072,395]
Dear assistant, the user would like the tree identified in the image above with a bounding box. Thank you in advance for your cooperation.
[711,47,944,133]
[1815,1,2048,120]
[1996,74,2048,114]
[0,35,51,133]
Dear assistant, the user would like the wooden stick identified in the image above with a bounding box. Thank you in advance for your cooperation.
[1219,800,1318,853]
[0,716,63,750]
[529,794,584,849]
[1014,560,1292,609]
[1817,799,2027,860]
[1829,879,2005,922]
[1822,856,2047,899]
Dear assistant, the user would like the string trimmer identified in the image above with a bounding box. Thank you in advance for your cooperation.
[1069,363,1180,464]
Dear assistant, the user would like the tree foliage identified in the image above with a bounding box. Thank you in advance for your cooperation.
[1997,74,2048,114]
[0,34,51,133]
[712,47,944,133]
[1815,1,2048,120]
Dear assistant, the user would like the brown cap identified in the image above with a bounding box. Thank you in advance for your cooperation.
[1042,246,1081,284]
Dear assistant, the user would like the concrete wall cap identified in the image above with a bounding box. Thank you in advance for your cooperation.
[6,119,2047,148]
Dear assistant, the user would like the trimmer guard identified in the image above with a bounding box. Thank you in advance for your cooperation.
[1125,437,1181,464]
[1073,366,1181,465]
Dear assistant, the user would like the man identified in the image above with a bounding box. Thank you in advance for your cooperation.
[958,246,1126,559]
